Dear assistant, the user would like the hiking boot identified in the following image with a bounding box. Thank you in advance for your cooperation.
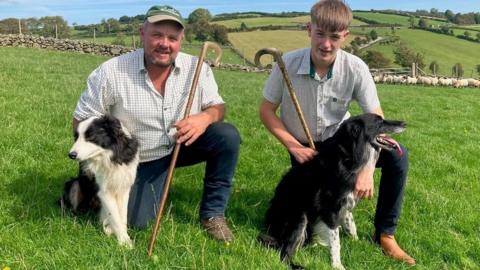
[201,216,234,242]
[373,232,416,266]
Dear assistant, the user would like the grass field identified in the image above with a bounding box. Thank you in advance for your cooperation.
[367,28,480,76]
[353,12,450,28]
[1,46,480,269]
[213,16,366,29]
[353,12,413,26]
[228,30,356,65]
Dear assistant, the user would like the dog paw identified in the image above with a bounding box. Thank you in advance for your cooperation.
[118,235,134,249]
[102,223,113,236]
[351,233,359,241]
[332,263,346,270]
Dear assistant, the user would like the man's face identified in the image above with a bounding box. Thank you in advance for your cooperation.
[141,21,183,68]
[307,22,349,65]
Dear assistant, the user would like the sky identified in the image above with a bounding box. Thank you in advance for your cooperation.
[0,0,479,25]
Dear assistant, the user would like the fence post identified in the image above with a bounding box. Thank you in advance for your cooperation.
[18,19,22,35]
[411,62,416,77]
[242,48,246,66]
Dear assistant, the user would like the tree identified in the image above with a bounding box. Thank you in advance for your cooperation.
[188,8,212,24]
[408,16,415,28]
[119,16,132,24]
[112,32,126,46]
[38,16,70,38]
[418,18,427,29]
[0,18,19,34]
[429,61,440,75]
[476,64,480,76]
[393,43,425,68]
[464,31,471,38]
[240,22,248,31]
[369,29,378,41]
[107,18,121,33]
[445,10,454,22]
[210,24,229,45]
[362,50,390,68]
[451,63,464,78]
[440,25,450,34]
[475,13,480,24]
[190,19,210,41]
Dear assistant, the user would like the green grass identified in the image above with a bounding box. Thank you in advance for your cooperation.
[353,12,413,26]
[366,28,480,76]
[1,46,480,269]
[353,12,450,28]
[213,16,366,29]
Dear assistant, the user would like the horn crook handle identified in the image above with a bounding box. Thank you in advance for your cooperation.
[255,48,315,150]
[148,41,223,256]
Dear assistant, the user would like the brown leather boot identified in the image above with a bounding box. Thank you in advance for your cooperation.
[201,216,234,242]
[374,233,416,266]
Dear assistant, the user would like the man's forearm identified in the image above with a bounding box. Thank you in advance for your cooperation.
[201,104,225,124]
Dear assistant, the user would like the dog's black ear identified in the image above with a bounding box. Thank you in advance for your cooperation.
[111,133,139,165]
[336,119,365,160]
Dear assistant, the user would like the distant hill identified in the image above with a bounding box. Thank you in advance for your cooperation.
[211,11,309,21]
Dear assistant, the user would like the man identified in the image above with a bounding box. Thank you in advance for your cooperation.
[259,0,415,265]
[72,5,240,242]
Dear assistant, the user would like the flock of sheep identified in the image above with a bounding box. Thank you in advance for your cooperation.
[373,74,480,88]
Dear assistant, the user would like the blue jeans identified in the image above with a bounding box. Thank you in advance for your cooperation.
[290,143,409,236]
[127,122,241,228]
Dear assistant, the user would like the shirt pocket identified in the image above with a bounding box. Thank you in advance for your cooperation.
[325,95,349,124]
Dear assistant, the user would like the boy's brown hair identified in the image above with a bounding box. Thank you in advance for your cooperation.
[310,0,352,32]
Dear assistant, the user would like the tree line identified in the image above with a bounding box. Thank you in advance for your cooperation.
[360,8,480,25]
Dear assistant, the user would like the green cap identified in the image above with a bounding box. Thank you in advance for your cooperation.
[145,5,184,28]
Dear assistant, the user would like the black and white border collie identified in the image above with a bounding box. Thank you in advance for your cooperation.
[260,113,406,270]
[62,115,139,248]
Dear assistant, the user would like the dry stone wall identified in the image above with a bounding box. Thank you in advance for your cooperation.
[0,34,133,56]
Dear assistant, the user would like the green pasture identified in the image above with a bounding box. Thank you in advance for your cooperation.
[367,28,480,77]
[75,34,141,48]
[1,46,480,269]
[228,30,356,65]
[213,15,366,29]
[353,12,450,28]
[450,27,480,37]
[353,12,413,26]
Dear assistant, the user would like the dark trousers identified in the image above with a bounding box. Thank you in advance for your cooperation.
[127,122,241,228]
[290,143,409,236]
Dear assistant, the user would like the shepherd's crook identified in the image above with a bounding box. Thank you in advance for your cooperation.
[255,48,315,150]
[147,41,222,256]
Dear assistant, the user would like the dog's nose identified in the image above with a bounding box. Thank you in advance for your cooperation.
[68,151,78,160]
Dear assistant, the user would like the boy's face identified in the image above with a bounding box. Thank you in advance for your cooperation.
[307,22,349,66]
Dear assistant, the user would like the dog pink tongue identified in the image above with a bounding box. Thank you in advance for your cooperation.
[384,136,403,156]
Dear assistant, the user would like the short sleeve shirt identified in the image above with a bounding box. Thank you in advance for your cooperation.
[74,49,224,162]
[263,48,380,143]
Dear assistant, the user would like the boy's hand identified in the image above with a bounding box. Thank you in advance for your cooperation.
[288,145,317,164]
[354,166,375,199]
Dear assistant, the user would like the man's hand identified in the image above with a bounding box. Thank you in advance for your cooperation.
[288,144,317,164]
[354,166,375,200]
[175,113,211,146]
